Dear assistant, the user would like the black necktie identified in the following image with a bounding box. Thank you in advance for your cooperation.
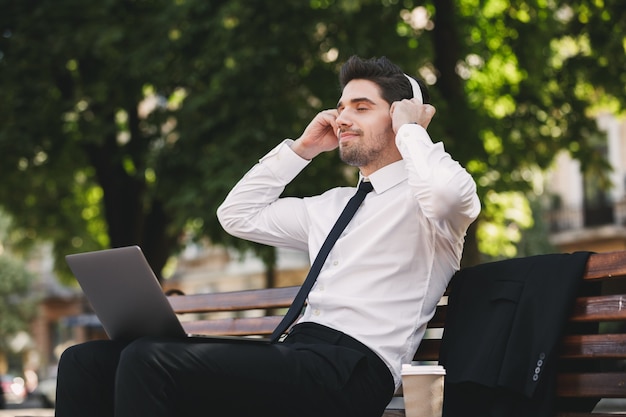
[270,180,374,342]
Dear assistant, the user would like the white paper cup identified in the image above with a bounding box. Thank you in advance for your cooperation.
[401,364,446,417]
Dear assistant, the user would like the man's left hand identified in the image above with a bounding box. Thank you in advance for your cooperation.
[390,99,436,134]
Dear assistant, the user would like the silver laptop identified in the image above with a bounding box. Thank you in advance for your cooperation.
[66,245,269,343]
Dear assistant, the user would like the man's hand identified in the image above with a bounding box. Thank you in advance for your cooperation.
[390,99,436,134]
[291,109,339,160]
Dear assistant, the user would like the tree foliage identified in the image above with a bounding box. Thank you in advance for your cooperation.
[0,0,624,280]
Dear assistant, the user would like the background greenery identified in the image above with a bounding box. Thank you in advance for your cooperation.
[0,0,624,286]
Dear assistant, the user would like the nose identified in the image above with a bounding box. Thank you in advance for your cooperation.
[335,110,352,128]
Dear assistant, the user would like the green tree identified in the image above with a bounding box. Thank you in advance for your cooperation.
[0,0,624,281]
[0,0,345,282]
[425,0,625,261]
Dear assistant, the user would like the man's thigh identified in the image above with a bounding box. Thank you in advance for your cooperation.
[117,336,373,417]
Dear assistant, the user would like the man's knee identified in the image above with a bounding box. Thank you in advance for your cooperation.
[59,340,117,370]
[117,338,171,378]
[119,337,159,361]
[115,339,179,404]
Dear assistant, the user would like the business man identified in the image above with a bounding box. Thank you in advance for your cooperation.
[55,55,480,417]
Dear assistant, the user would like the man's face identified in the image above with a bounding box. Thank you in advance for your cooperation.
[336,79,397,173]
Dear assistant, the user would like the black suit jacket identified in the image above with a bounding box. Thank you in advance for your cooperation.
[439,252,591,417]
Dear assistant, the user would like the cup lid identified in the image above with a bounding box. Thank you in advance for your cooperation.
[401,364,446,375]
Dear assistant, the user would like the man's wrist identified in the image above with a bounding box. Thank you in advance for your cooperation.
[290,139,318,161]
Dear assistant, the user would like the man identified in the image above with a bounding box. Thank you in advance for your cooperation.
[55,56,479,417]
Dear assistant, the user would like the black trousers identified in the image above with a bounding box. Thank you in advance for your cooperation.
[55,322,394,417]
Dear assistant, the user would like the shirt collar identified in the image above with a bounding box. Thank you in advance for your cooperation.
[359,160,407,194]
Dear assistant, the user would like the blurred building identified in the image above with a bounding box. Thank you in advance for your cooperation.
[24,245,93,381]
[162,243,309,295]
[545,114,626,253]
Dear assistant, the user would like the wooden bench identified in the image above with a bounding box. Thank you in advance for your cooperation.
[166,250,626,416]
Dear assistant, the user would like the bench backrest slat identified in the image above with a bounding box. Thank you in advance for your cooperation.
[181,316,283,336]
[583,251,626,280]
[168,286,298,314]
[557,372,626,398]
[560,334,626,359]
[569,294,626,322]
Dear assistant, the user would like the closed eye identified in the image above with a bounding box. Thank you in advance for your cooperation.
[337,97,377,112]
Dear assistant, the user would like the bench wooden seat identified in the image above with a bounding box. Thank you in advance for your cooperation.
[167,250,626,416]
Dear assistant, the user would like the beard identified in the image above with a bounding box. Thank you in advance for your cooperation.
[339,130,391,167]
[339,143,376,167]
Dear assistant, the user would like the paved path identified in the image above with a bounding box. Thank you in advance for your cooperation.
[0,410,54,417]
[0,399,623,416]
[594,398,626,413]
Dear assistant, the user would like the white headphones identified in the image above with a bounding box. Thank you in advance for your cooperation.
[404,74,423,104]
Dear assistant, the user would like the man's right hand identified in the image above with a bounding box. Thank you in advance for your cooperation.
[291,109,339,160]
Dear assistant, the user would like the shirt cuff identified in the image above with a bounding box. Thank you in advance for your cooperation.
[396,123,432,146]
[258,139,311,183]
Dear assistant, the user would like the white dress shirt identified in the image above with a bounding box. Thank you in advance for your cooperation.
[217,123,481,388]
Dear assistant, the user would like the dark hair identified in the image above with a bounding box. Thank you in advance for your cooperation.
[339,56,430,104]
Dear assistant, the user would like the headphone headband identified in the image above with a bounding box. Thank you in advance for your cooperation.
[404,74,423,104]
